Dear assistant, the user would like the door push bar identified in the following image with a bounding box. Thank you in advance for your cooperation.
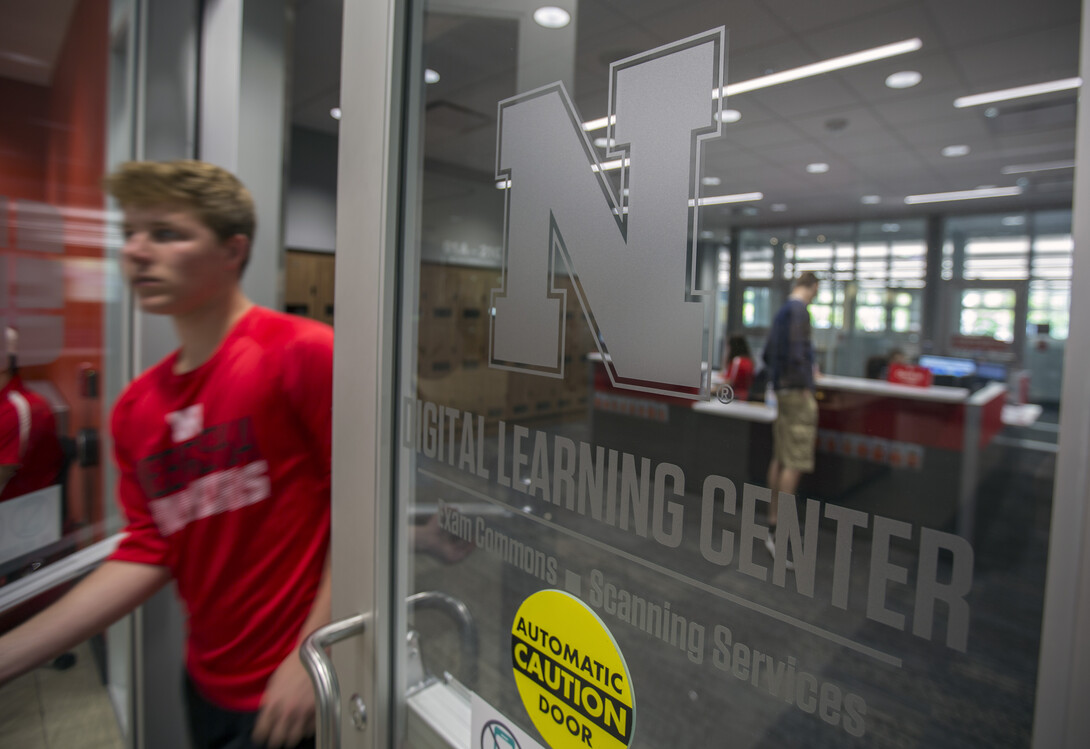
[301,613,368,749]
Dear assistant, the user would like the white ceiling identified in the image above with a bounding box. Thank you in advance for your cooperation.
[292,0,1084,229]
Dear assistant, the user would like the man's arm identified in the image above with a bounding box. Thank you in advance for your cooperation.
[251,554,332,749]
[787,303,815,388]
[0,559,171,684]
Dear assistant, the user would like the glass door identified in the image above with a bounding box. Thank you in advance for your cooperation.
[332,0,1090,747]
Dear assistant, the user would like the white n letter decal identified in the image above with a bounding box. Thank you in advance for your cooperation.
[491,29,725,397]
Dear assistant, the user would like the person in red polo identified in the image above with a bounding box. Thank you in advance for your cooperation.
[0,331,64,503]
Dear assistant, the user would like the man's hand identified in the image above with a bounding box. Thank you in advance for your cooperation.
[252,651,316,748]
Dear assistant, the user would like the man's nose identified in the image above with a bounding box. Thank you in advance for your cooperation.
[121,232,151,261]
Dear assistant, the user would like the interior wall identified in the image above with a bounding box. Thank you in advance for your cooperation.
[285,126,338,253]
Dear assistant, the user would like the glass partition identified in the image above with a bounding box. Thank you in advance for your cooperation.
[1,0,135,745]
[0,0,131,600]
[393,1,1082,747]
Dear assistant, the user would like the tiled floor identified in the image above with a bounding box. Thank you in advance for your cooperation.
[0,641,125,749]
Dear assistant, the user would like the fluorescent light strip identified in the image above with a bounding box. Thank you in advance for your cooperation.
[498,177,763,206]
[717,38,922,97]
[1001,160,1076,175]
[613,189,763,215]
[904,186,1022,204]
[591,158,629,172]
[581,38,922,131]
[954,77,1081,108]
[498,157,630,187]
[691,192,764,206]
[582,116,615,131]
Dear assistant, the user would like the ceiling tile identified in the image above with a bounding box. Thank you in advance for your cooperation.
[923,0,1080,47]
[639,0,790,53]
[760,0,908,34]
[800,3,941,58]
[949,25,1081,89]
[742,76,862,120]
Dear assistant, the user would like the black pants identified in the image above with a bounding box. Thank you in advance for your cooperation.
[184,674,316,749]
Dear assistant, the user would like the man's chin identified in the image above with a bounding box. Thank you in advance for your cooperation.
[135,295,178,315]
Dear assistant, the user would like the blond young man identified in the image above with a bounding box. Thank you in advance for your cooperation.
[0,160,332,749]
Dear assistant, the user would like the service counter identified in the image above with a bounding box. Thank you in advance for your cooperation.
[589,356,1011,540]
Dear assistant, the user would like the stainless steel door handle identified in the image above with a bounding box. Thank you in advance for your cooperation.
[407,591,480,687]
[301,613,369,749]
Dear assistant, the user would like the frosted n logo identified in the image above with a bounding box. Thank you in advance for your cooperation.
[490,29,724,398]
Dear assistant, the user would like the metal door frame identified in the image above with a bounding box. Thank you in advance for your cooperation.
[330,0,407,746]
[330,1,1090,747]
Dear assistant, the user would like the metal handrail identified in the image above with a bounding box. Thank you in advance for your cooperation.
[300,613,368,749]
[0,531,121,615]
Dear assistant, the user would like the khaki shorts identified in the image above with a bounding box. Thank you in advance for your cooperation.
[773,389,818,472]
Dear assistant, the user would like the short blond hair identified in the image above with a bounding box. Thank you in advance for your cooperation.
[104,160,256,243]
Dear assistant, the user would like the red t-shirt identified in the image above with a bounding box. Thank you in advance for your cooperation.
[109,307,333,711]
[0,375,64,502]
[724,356,754,402]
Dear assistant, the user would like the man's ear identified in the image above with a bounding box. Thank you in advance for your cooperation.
[225,234,251,273]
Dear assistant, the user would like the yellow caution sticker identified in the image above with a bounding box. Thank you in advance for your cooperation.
[511,590,635,749]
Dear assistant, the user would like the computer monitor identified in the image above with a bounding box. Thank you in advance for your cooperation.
[918,355,977,378]
[975,362,1008,382]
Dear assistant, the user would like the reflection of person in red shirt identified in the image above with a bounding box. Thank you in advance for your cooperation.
[722,335,755,402]
[0,335,64,502]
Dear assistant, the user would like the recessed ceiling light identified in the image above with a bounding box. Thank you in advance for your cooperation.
[1001,215,1026,226]
[771,204,787,212]
[806,162,830,174]
[885,71,921,89]
[701,176,722,186]
[533,6,571,29]
[700,230,715,239]
[941,144,970,158]
[330,107,342,120]
[1001,160,1076,174]
[716,109,742,123]
[770,237,780,245]
[954,77,1082,108]
[904,186,1022,204]
[496,179,512,189]
[861,195,881,204]
[882,223,901,233]
[424,69,440,84]
[742,207,759,216]
[593,137,616,148]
